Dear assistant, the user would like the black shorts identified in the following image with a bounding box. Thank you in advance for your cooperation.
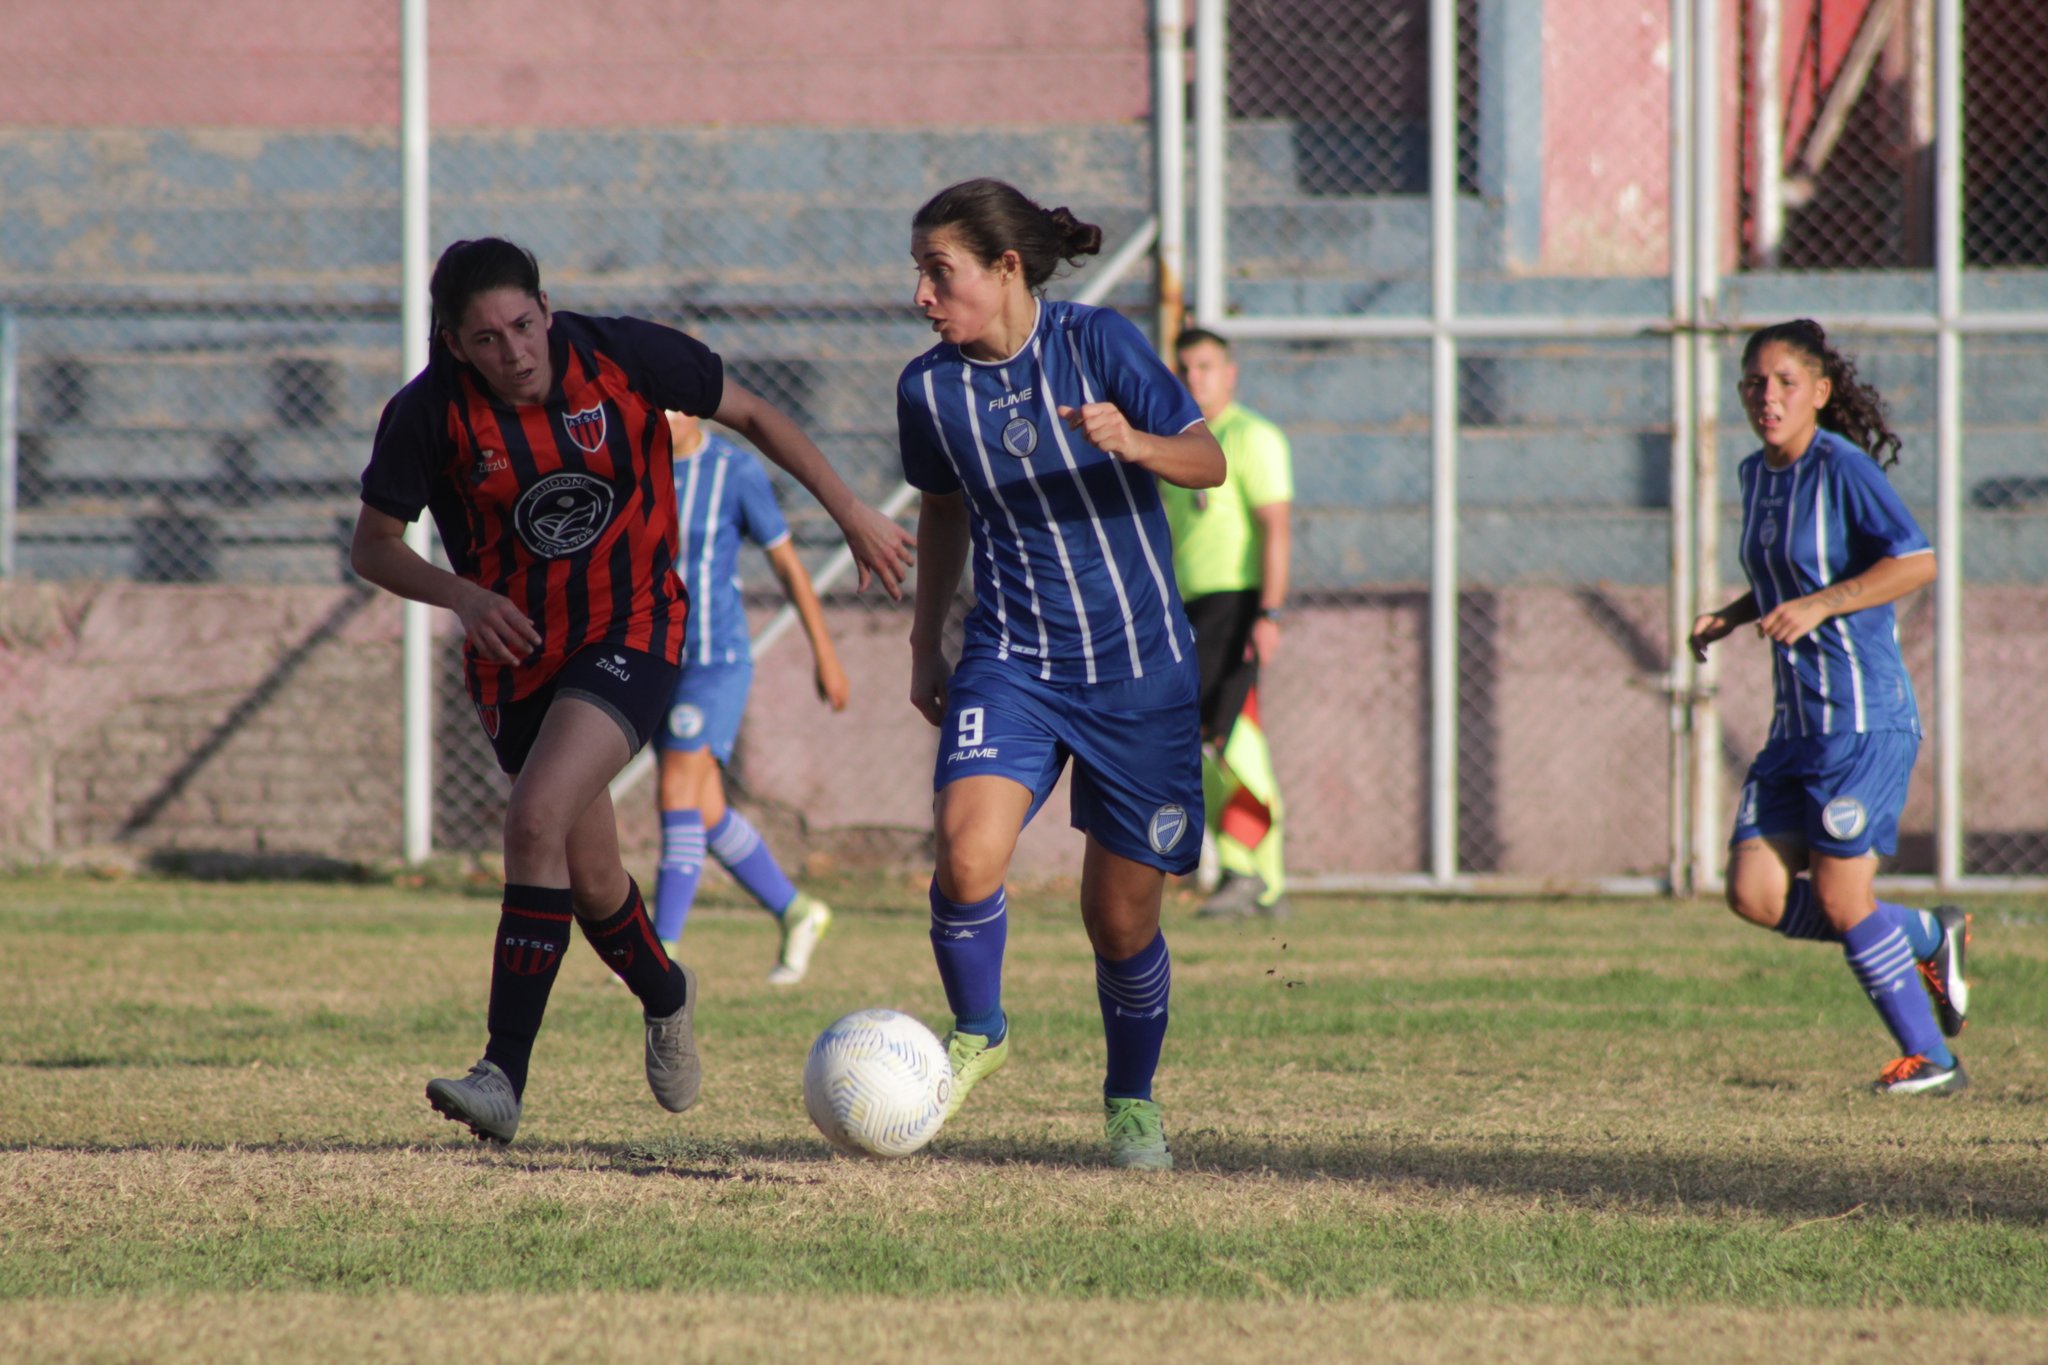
[1183,588,1262,745]
[473,644,681,775]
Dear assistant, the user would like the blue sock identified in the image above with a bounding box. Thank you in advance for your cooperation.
[1096,932,1171,1101]
[1842,914,1954,1066]
[653,810,705,942]
[1876,899,1942,961]
[709,809,798,917]
[1775,879,1839,942]
[929,880,1007,1041]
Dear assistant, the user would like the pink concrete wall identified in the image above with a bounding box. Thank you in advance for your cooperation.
[0,0,1152,128]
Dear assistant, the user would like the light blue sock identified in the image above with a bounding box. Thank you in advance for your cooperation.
[1842,914,1954,1066]
[1097,932,1171,1101]
[708,809,798,917]
[1876,899,1942,961]
[652,810,705,942]
[1775,879,1839,942]
[929,880,1007,1042]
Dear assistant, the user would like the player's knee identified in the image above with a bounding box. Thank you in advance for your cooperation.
[501,796,570,864]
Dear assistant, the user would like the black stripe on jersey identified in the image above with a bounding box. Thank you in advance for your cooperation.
[605,531,636,653]
[488,399,558,668]
[444,395,492,583]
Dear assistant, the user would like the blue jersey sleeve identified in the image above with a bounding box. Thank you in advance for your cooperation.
[733,451,792,549]
[1834,443,1930,563]
[897,376,962,494]
[1081,308,1204,437]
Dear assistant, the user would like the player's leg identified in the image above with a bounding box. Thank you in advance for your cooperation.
[1725,749,1835,942]
[1066,659,1202,1171]
[652,745,717,942]
[930,773,1035,1117]
[1806,734,1963,1093]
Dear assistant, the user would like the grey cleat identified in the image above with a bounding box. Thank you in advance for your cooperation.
[644,962,702,1112]
[426,1059,521,1144]
[1197,872,1266,920]
[1917,906,1971,1038]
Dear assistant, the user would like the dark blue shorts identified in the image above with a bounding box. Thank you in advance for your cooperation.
[653,660,754,764]
[935,651,1205,875]
[1731,730,1919,858]
[474,643,680,775]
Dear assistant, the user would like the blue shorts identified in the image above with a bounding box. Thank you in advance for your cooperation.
[1731,730,1919,858]
[653,660,754,764]
[935,652,1205,875]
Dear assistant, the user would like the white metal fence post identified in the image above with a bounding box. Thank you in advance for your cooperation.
[400,0,434,864]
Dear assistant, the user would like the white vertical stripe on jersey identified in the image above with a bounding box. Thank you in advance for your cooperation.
[1812,468,1869,733]
[1795,461,1831,734]
[1032,338,1143,677]
[676,446,707,664]
[981,363,1091,681]
[1060,329,1185,665]
[694,452,730,666]
[925,366,1019,663]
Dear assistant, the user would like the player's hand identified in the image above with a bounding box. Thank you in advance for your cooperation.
[836,501,916,601]
[1249,616,1281,665]
[815,653,850,711]
[1057,403,1146,463]
[455,585,542,664]
[1687,612,1735,663]
[908,648,952,727]
[1756,595,1830,648]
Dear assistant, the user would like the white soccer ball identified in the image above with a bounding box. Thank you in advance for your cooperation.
[803,1008,952,1158]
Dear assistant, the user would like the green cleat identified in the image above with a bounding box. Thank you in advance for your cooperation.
[767,894,833,986]
[941,1019,1010,1121]
[1104,1097,1173,1170]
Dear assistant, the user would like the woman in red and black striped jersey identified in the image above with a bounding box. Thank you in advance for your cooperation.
[353,238,913,1143]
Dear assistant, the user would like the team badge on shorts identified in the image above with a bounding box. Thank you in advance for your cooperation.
[476,703,501,739]
[1148,803,1190,855]
[1001,416,1038,458]
[1821,795,1868,841]
[1734,781,1758,830]
[564,403,608,454]
[514,471,615,557]
[667,703,706,741]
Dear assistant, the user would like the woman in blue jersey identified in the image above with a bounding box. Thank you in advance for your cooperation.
[1690,319,1969,1095]
[651,408,846,984]
[896,179,1225,1169]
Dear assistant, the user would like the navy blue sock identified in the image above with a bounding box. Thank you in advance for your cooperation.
[710,809,799,917]
[482,884,574,1098]
[929,880,1007,1041]
[1775,878,1840,942]
[579,878,687,1017]
[1096,932,1171,1101]
[653,810,705,942]
[1876,899,1942,960]
[1842,913,1954,1066]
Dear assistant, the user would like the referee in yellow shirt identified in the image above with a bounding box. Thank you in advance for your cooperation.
[1163,328,1292,918]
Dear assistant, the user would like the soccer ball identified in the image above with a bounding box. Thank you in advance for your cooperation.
[803,1008,952,1158]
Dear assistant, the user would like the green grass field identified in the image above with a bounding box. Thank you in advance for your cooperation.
[3,872,2046,1362]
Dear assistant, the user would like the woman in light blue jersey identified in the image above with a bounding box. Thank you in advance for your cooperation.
[650,409,847,985]
[896,178,1225,1168]
[1690,319,1970,1096]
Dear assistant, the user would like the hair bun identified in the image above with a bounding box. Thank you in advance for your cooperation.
[1046,206,1103,259]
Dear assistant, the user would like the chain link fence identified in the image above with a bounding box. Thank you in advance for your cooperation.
[4,1,2044,886]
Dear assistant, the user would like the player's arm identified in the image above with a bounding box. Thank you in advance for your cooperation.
[1249,498,1292,664]
[763,538,848,711]
[712,381,915,599]
[908,491,970,726]
[1688,591,1761,662]
[1756,550,1937,648]
[349,503,540,665]
[1056,406,1226,489]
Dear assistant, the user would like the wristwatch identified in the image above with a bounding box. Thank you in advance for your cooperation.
[1259,606,1284,622]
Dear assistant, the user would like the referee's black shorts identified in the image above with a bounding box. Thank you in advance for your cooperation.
[1182,588,1262,745]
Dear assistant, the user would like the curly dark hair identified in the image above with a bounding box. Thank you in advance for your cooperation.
[1741,318,1902,469]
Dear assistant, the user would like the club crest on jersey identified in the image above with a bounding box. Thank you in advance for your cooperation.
[1001,416,1038,459]
[564,403,608,454]
[1821,796,1868,841]
[667,703,706,741]
[514,471,615,558]
[1759,516,1779,548]
[1148,803,1189,855]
